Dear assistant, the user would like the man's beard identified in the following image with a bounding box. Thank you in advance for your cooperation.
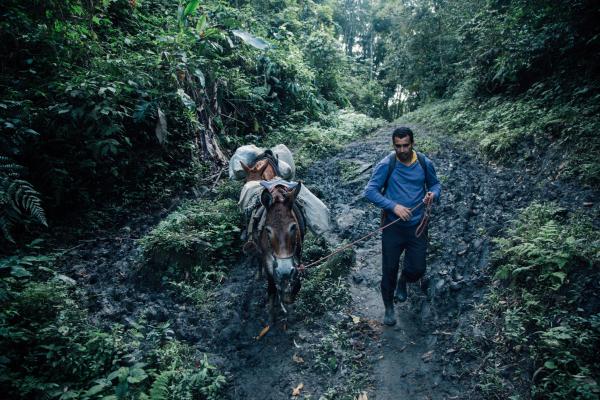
[397,151,411,161]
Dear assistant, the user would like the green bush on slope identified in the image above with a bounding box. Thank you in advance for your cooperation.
[458,203,600,399]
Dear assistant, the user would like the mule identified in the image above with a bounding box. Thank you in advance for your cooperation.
[256,183,305,324]
[239,153,278,182]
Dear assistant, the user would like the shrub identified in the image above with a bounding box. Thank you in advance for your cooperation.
[139,199,242,291]
[295,235,355,317]
[461,203,600,399]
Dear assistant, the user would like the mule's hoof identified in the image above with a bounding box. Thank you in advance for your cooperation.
[383,306,396,326]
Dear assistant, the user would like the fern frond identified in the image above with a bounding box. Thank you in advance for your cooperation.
[149,370,176,400]
[0,156,48,242]
[0,158,23,178]
[8,179,47,226]
[0,213,15,243]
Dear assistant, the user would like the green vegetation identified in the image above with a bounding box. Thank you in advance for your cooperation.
[2,0,599,398]
[404,87,600,185]
[265,109,384,173]
[139,197,242,305]
[333,0,600,183]
[0,244,226,399]
[295,235,355,318]
[455,203,600,399]
[0,0,380,248]
[309,317,374,400]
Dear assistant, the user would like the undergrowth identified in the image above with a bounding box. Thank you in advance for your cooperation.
[0,241,226,399]
[139,197,242,304]
[455,203,600,399]
[264,109,385,174]
[404,81,600,186]
[295,235,355,318]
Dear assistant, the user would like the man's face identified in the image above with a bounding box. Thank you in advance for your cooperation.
[393,136,413,162]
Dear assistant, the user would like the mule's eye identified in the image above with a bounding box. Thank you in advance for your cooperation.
[289,223,297,234]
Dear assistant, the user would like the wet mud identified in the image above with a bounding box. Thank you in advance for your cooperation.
[55,123,598,399]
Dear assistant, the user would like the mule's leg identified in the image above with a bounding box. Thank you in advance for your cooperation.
[256,258,264,280]
[267,277,277,325]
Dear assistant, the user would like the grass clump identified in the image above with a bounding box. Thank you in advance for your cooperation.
[149,340,226,400]
[139,199,242,302]
[310,317,374,400]
[295,235,355,317]
[457,203,600,399]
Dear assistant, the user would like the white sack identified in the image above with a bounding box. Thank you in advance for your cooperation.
[297,185,331,235]
[229,144,295,181]
[238,181,330,235]
[238,180,263,215]
[270,144,295,180]
[229,144,263,180]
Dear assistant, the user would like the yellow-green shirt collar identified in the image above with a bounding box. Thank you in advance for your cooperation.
[396,150,418,165]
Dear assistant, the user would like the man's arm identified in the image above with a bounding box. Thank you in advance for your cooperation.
[424,157,442,203]
[362,158,396,212]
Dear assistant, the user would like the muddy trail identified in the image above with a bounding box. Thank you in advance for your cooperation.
[207,123,596,399]
[56,123,596,400]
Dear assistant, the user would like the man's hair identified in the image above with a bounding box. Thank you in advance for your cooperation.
[392,127,414,143]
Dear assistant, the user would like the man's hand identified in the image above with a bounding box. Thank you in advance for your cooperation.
[423,191,435,206]
[393,204,412,221]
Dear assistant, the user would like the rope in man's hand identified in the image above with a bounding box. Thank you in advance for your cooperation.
[298,198,432,272]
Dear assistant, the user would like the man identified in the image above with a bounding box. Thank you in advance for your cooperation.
[363,127,442,326]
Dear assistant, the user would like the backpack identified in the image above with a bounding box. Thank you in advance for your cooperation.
[380,151,429,226]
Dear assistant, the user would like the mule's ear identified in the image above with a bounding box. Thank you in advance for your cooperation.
[258,161,268,175]
[240,161,250,173]
[260,189,273,208]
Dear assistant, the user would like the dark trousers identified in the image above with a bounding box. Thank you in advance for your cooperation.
[381,223,428,305]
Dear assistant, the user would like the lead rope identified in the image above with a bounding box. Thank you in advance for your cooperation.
[298,199,432,273]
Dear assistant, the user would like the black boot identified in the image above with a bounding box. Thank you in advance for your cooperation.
[394,276,408,303]
[383,302,396,326]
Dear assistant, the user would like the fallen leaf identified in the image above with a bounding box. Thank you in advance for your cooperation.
[356,392,368,400]
[421,350,434,362]
[446,348,457,354]
[351,315,361,324]
[292,383,304,396]
[292,354,304,364]
[255,325,270,340]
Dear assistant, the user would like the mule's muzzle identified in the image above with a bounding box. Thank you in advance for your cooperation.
[273,256,299,304]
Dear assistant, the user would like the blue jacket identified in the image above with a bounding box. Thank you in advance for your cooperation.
[363,151,442,226]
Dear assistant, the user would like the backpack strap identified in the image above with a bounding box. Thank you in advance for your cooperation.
[416,152,429,191]
[379,152,396,227]
[381,151,396,195]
